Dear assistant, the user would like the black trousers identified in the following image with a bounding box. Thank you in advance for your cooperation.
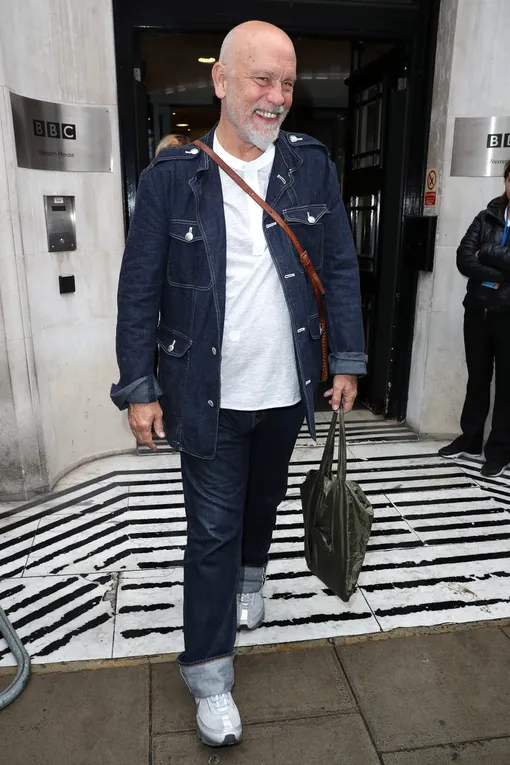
[460,308,510,464]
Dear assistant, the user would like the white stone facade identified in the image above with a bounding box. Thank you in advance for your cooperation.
[407,0,510,436]
[0,0,131,498]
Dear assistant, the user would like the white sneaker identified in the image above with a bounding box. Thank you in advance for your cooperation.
[237,591,265,630]
[195,692,242,747]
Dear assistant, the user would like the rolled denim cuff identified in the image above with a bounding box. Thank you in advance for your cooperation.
[237,565,265,594]
[178,654,234,698]
[329,351,367,377]
[110,375,162,411]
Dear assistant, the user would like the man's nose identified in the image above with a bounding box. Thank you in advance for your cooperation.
[267,82,286,107]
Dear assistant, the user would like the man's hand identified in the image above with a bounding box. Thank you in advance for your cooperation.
[324,374,358,414]
[128,402,165,452]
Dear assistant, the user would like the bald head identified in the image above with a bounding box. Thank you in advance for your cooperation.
[213,21,296,154]
[219,21,296,73]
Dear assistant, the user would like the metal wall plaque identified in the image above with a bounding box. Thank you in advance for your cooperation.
[44,196,76,251]
[10,93,113,172]
[451,117,510,177]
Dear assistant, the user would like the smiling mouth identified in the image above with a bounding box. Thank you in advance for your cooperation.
[254,110,281,120]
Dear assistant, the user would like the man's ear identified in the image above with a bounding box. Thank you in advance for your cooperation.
[212,61,227,100]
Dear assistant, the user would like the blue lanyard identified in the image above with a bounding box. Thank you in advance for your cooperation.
[502,208,509,246]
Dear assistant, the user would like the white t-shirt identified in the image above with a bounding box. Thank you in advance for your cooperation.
[214,135,301,411]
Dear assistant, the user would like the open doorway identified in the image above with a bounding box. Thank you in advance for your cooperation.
[116,0,440,422]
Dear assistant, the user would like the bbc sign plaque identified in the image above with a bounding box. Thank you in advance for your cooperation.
[451,117,510,177]
[10,92,113,172]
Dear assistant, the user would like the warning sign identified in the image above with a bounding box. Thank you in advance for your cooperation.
[424,168,438,207]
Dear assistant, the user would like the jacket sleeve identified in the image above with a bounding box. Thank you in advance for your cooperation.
[321,159,367,376]
[456,211,506,282]
[110,167,169,410]
[478,242,510,275]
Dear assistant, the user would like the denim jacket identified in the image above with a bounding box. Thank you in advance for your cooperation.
[111,127,366,458]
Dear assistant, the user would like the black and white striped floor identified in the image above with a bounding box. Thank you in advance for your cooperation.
[0,411,509,666]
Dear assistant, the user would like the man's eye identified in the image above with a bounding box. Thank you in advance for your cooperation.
[257,77,269,84]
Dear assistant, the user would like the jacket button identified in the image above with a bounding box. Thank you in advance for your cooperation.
[185,231,194,242]
[208,400,214,407]
[307,213,316,224]
[189,147,199,154]
[289,135,298,142]
[212,347,217,355]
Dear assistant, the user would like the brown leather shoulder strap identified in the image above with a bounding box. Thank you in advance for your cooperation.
[193,138,329,381]
[194,139,325,296]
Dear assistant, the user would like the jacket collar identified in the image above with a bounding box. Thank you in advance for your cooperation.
[195,126,302,173]
[486,196,508,224]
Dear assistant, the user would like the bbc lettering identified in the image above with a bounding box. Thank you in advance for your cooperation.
[33,120,76,140]
[487,133,510,149]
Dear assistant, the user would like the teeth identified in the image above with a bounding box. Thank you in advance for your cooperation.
[256,110,278,119]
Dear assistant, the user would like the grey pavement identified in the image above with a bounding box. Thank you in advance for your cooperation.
[1,627,510,764]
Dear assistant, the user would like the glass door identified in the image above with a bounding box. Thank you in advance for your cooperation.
[345,49,409,414]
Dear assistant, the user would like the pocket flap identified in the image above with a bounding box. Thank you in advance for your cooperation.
[157,325,192,357]
[169,220,203,243]
[309,314,322,339]
[283,204,329,225]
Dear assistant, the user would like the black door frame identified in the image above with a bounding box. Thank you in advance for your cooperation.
[113,0,441,420]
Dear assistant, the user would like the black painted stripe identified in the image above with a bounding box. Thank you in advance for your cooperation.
[121,625,181,638]
[261,612,374,628]
[24,519,131,570]
[96,548,136,570]
[362,548,510,572]
[118,603,175,613]
[137,559,183,569]
[368,541,423,551]
[35,612,112,658]
[423,531,510,545]
[7,582,97,630]
[0,584,25,599]
[128,502,185,511]
[51,537,136,574]
[375,596,510,618]
[267,570,312,581]
[6,578,79,614]
[271,592,315,600]
[400,507,505,520]
[415,518,510,532]
[122,581,183,590]
[362,571,510,593]
[349,472,469,486]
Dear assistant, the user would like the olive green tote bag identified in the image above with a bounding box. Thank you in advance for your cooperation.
[300,410,373,602]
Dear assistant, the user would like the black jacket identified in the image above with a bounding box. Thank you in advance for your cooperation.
[457,196,510,312]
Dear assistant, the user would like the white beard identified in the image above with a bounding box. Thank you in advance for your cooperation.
[225,98,286,151]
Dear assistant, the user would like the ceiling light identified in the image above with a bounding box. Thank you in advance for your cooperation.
[176,123,189,127]
[198,57,216,64]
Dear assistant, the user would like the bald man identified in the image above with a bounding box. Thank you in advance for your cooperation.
[112,21,366,747]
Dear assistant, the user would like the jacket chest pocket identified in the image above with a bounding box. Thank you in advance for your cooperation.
[282,204,329,270]
[168,220,212,290]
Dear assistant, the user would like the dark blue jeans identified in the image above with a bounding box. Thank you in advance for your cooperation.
[177,402,304,696]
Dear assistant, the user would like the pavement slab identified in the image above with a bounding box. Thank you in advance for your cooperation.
[151,645,356,734]
[337,628,510,751]
[0,665,150,765]
[382,737,510,765]
[152,714,381,765]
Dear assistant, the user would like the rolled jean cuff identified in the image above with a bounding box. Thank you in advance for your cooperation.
[237,565,265,594]
[178,654,234,698]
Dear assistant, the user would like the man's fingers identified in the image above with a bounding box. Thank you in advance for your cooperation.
[153,412,166,439]
[128,417,157,450]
